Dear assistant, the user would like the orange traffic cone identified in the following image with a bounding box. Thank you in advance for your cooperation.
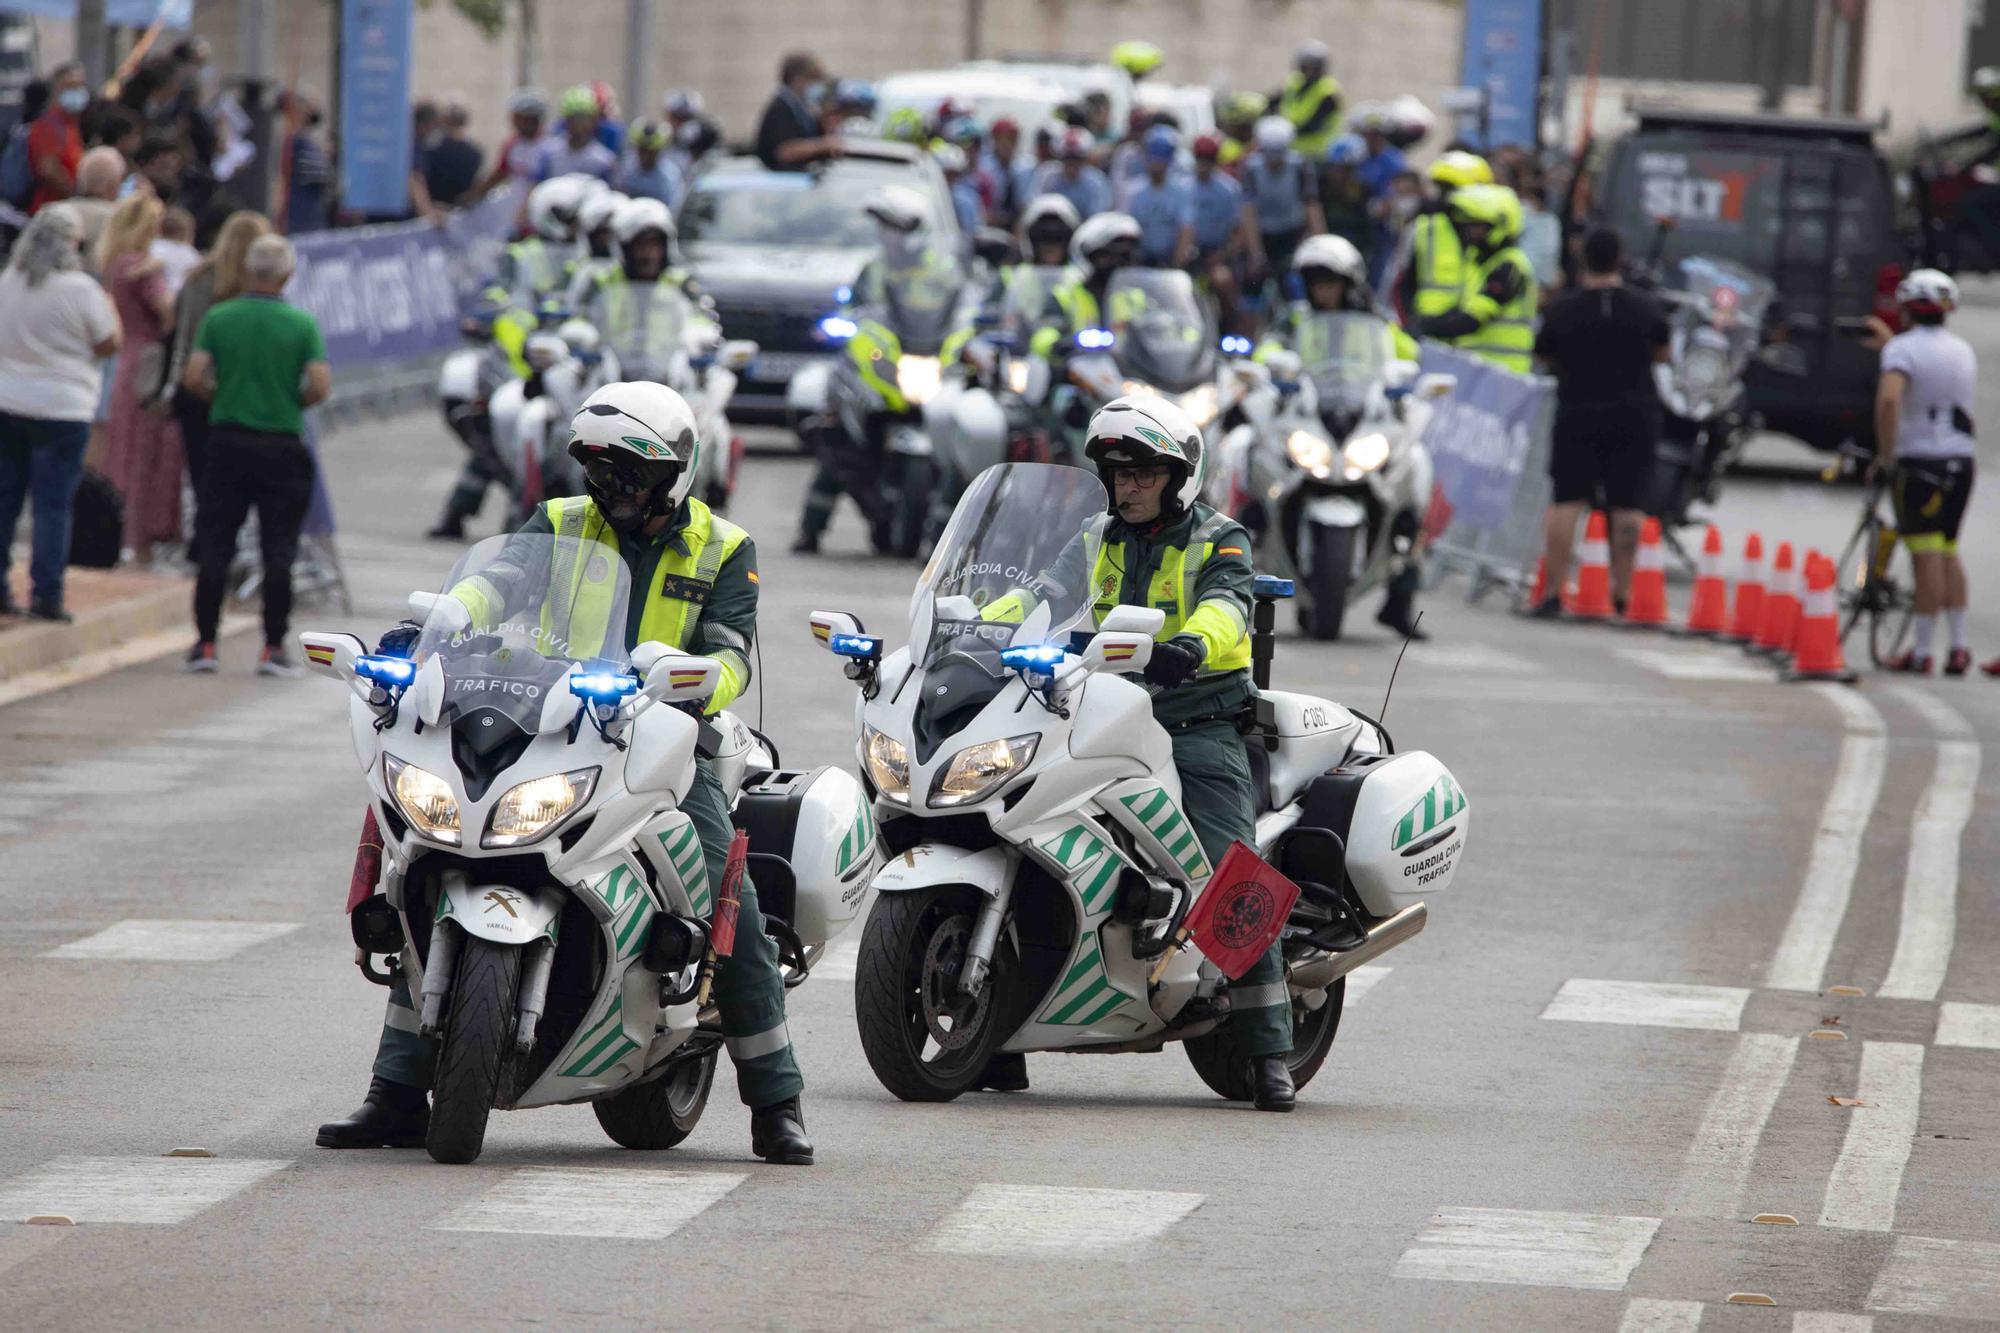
[1622,517,1671,628]
[1786,552,1858,683]
[1753,541,1801,656]
[1678,524,1730,636]
[1725,533,1766,644]
[1567,511,1614,621]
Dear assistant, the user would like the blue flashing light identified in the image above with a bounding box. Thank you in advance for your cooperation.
[1074,327,1115,351]
[834,284,853,305]
[1000,644,1066,676]
[829,633,883,661]
[819,315,858,342]
[1220,335,1253,356]
[354,654,418,687]
[569,670,641,702]
[1252,575,1297,600]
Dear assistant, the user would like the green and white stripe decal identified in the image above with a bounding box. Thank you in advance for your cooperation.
[834,799,876,878]
[655,818,710,914]
[1117,787,1210,880]
[1035,823,1124,915]
[559,993,639,1079]
[592,864,655,962]
[1037,937,1130,1026]
[1392,775,1467,851]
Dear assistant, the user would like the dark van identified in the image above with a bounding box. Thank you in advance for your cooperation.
[1596,107,1907,451]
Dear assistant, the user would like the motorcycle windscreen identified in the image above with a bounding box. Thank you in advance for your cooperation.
[1673,255,1776,329]
[1300,311,1393,434]
[414,532,634,733]
[880,263,968,356]
[1106,268,1217,392]
[914,462,1109,670]
[998,264,1071,335]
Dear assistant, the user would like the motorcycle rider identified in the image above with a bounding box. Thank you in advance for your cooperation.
[1412,183,1537,374]
[978,396,1298,1111]
[1257,234,1428,639]
[1274,39,1345,159]
[317,382,815,1165]
[563,188,628,308]
[489,174,599,375]
[1029,211,1144,359]
[1391,150,1491,328]
[579,197,718,385]
[999,195,1080,338]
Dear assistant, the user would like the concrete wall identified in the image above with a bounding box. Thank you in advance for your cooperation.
[1853,0,1977,148]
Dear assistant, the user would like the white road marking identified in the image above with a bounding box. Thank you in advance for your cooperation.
[1667,1033,1801,1219]
[1867,1234,2000,1320]
[1818,1042,1924,1232]
[1876,687,1978,1002]
[1392,1207,1660,1290]
[1345,964,1390,1003]
[1616,646,1774,682]
[44,919,301,962]
[1541,979,1750,1031]
[1766,686,1887,993]
[1405,642,1538,674]
[433,1168,745,1240]
[1793,1314,1872,1332]
[0,1156,289,1224]
[922,1184,1204,1260]
[1935,1001,2000,1049]
[1617,1297,1703,1332]
[813,937,859,983]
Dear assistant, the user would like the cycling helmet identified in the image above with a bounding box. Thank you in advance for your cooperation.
[663,89,703,117]
[1191,132,1223,160]
[1142,125,1180,163]
[1896,268,1958,316]
[865,185,930,233]
[882,106,928,143]
[1428,149,1493,190]
[1220,91,1268,128]
[1253,115,1296,152]
[507,87,548,118]
[1447,183,1521,246]
[1326,133,1368,167]
[526,175,592,241]
[1057,126,1094,160]
[1084,394,1207,519]
[629,118,671,151]
[1293,233,1367,286]
[930,142,969,175]
[558,84,598,119]
[1020,194,1080,247]
[578,189,627,238]
[1350,102,1395,136]
[1111,40,1165,78]
[567,381,702,528]
[611,195,676,246]
[1071,211,1142,270]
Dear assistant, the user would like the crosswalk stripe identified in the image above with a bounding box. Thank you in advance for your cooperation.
[813,937,859,983]
[1867,1234,2000,1320]
[1393,1206,1660,1290]
[433,1167,746,1240]
[1405,642,1539,675]
[1819,1041,1924,1232]
[1541,978,1750,1032]
[922,1184,1204,1260]
[0,1156,290,1224]
[1345,965,1390,1003]
[1615,646,1775,682]
[44,919,301,962]
[1617,1297,1703,1332]
[1793,1313,1872,1332]
[1935,1002,2000,1049]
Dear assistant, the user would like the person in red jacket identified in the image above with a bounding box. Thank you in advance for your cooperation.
[27,62,88,215]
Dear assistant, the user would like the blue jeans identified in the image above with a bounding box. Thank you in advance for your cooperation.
[0,411,90,606]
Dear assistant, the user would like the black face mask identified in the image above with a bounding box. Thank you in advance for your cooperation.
[583,455,682,533]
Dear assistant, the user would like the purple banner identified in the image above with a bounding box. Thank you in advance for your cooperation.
[1419,343,1550,533]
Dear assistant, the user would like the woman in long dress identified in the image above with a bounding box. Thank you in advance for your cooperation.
[96,192,183,562]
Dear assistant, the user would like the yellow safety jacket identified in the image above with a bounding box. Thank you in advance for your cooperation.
[1410,212,1468,320]
[1278,72,1345,157]
[1455,246,1538,375]
[1081,510,1251,677]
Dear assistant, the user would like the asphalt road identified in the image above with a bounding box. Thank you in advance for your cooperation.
[3,304,1999,1331]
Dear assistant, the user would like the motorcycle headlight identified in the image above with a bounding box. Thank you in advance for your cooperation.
[1286,429,1335,479]
[1179,383,1220,428]
[483,767,599,849]
[1006,360,1031,396]
[1679,346,1726,408]
[897,355,942,405]
[928,735,1039,809]
[386,756,461,845]
[1342,432,1391,475]
[1120,379,1161,398]
[863,726,911,803]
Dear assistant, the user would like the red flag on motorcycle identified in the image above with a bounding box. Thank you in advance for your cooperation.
[1180,841,1300,980]
[710,829,748,958]
[346,808,385,914]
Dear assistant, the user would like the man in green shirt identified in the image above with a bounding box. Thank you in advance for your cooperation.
[181,233,332,677]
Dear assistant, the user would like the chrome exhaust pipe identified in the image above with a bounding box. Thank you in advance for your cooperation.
[1287,902,1428,992]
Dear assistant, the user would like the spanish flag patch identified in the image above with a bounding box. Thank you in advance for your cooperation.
[1217,546,1244,557]
[304,643,335,667]
[746,571,759,583]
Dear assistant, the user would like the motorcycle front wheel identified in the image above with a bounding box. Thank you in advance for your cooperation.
[426,936,521,1165]
[1184,975,1346,1101]
[592,1046,717,1149]
[854,886,1014,1102]
[1302,522,1356,640]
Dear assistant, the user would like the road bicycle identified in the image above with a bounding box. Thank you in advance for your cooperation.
[1827,444,1914,667]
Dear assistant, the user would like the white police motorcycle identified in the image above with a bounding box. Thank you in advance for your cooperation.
[301,533,876,1164]
[810,463,1467,1103]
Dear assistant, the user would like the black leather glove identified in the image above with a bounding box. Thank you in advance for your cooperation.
[375,619,423,657]
[1143,634,1205,689]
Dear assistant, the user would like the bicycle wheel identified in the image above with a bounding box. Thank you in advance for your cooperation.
[1867,541,1916,668]
[1833,515,1876,648]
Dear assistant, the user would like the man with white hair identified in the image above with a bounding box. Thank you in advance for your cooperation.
[66,145,124,265]
[181,233,333,677]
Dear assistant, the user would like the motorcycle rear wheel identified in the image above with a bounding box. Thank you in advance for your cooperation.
[426,936,521,1165]
[1184,976,1346,1102]
[1302,522,1356,640]
[854,887,1014,1102]
[592,1047,717,1149]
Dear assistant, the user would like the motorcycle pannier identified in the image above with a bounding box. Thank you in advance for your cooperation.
[1298,751,1468,917]
[731,765,880,946]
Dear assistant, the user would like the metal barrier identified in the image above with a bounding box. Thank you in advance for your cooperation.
[1416,343,1557,604]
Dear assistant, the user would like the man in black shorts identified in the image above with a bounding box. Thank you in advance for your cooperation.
[1529,227,1669,616]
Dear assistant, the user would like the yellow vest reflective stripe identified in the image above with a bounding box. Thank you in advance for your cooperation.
[541,496,749,660]
[1082,513,1252,676]
[1412,213,1466,318]
[1455,248,1538,375]
[506,238,562,299]
[1278,73,1344,157]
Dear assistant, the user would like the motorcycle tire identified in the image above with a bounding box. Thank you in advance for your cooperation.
[592,1046,718,1149]
[426,936,521,1165]
[854,886,1015,1102]
[1184,975,1345,1101]
[1302,522,1356,641]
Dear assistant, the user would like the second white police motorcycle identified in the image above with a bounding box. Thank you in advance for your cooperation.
[810,462,1468,1104]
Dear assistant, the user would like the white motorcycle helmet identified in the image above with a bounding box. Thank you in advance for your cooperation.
[555,317,602,359]
[1895,268,1957,317]
[524,330,569,372]
[1020,193,1081,240]
[1084,394,1207,520]
[527,174,594,242]
[578,189,628,239]
[1070,211,1142,271]
[1293,233,1367,286]
[611,195,676,247]
[566,381,702,529]
[865,184,930,234]
[1253,115,1296,153]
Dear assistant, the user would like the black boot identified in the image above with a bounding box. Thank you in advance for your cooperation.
[750,1096,814,1165]
[315,1075,430,1148]
[425,513,467,541]
[791,531,821,555]
[1250,1056,1295,1113]
[975,1052,1029,1092]
[1376,571,1428,641]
